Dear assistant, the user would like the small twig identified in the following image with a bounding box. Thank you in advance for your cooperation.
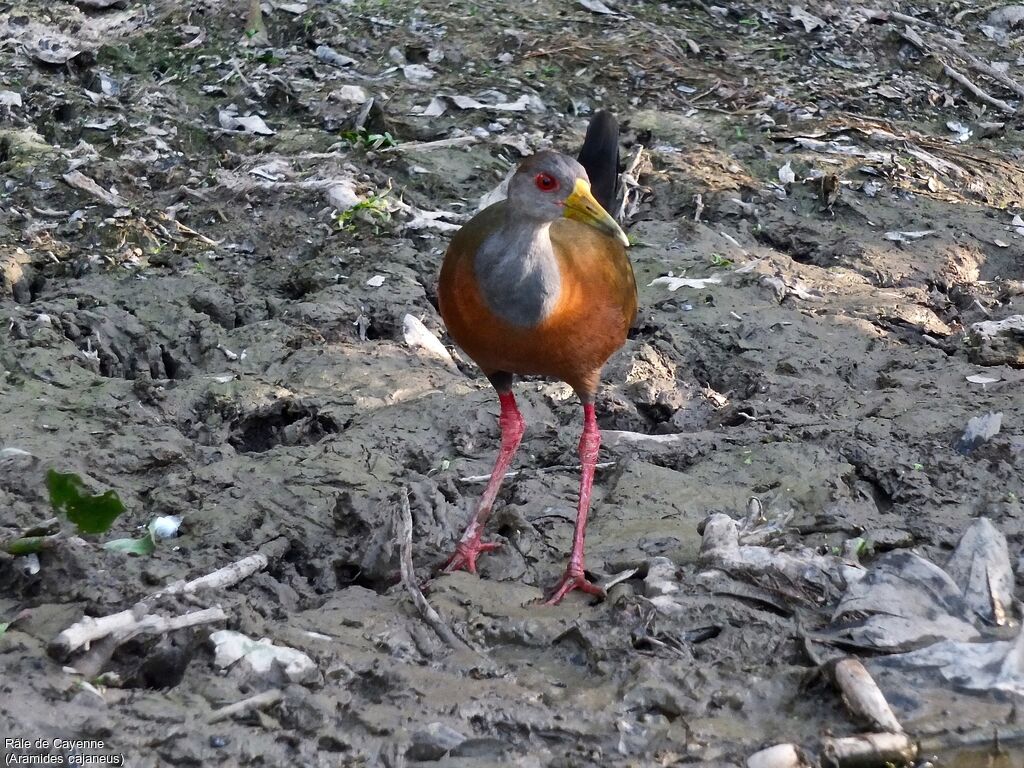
[458,461,615,484]
[379,136,478,154]
[523,45,587,59]
[884,10,942,29]
[953,2,1001,23]
[821,732,917,767]
[52,544,281,657]
[618,145,650,223]
[395,492,473,653]
[954,48,1024,102]
[943,63,1016,114]
[207,689,283,724]
[164,217,223,246]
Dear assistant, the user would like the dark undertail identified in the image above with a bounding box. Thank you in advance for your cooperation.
[486,371,514,393]
[577,110,620,215]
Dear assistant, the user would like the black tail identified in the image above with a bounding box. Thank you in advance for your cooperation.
[577,110,620,216]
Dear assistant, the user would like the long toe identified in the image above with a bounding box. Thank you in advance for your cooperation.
[441,539,502,575]
[543,569,605,605]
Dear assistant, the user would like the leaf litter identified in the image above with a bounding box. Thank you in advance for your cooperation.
[0,0,1022,764]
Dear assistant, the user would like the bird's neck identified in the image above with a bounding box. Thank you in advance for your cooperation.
[474,212,562,328]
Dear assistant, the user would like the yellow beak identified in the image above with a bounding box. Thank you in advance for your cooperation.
[562,178,629,246]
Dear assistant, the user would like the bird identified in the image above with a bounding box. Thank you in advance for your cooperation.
[436,111,637,604]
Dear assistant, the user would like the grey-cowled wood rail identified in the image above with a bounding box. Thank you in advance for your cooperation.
[437,111,637,604]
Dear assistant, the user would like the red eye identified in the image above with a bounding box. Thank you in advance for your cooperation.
[534,173,559,192]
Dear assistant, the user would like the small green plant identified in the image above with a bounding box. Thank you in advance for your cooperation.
[340,127,398,150]
[336,192,392,233]
[709,253,734,268]
[2,470,168,558]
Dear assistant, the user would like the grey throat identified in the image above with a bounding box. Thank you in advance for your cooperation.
[474,215,562,327]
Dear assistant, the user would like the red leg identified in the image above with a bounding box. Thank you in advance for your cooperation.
[442,392,525,575]
[545,403,604,604]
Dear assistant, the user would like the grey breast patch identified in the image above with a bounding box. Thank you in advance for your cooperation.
[474,221,562,328]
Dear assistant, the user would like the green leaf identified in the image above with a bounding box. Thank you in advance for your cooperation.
[0,622,8,640]
[103,535,155,556]
[46,470,126,535]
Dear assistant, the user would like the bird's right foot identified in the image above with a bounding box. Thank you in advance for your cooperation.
[441,538,501,575]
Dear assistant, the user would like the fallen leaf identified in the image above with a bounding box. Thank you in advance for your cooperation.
[578,0,622,14]
[450,94,531,111]
[22,37,81,65]
[790,5,826,32]
[218,110,275,135]
[402,64,435,82]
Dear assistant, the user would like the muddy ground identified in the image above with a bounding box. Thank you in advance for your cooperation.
[1,0,1024,765]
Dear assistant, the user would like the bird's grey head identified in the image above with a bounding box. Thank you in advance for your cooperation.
[506,151,589,222]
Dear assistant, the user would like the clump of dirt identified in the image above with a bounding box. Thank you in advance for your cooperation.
[1,0,1023,765]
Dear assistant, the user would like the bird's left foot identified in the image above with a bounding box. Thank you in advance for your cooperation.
[543,568,605,605]
[441,538,501,575]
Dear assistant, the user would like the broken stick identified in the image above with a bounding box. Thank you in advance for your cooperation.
[833,658,903,734]
[51,542,283,657]
[821,732,917,768]
[943,63,1016,114]
[395,492,474,653]
[207,689,283,724]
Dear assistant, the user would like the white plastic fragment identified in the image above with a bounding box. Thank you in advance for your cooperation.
[884,230,934,242]
[420,94,533,116]
[966,373,1001,385]
[0,90,22,108]
[150,515,183,541]
[18,553,41,576]
[210,630,319,685]
[955,411,1002,454]
[778,161,796,185]
[649,274,723,291]
[365,274,386,288]
[329,85,368,103]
